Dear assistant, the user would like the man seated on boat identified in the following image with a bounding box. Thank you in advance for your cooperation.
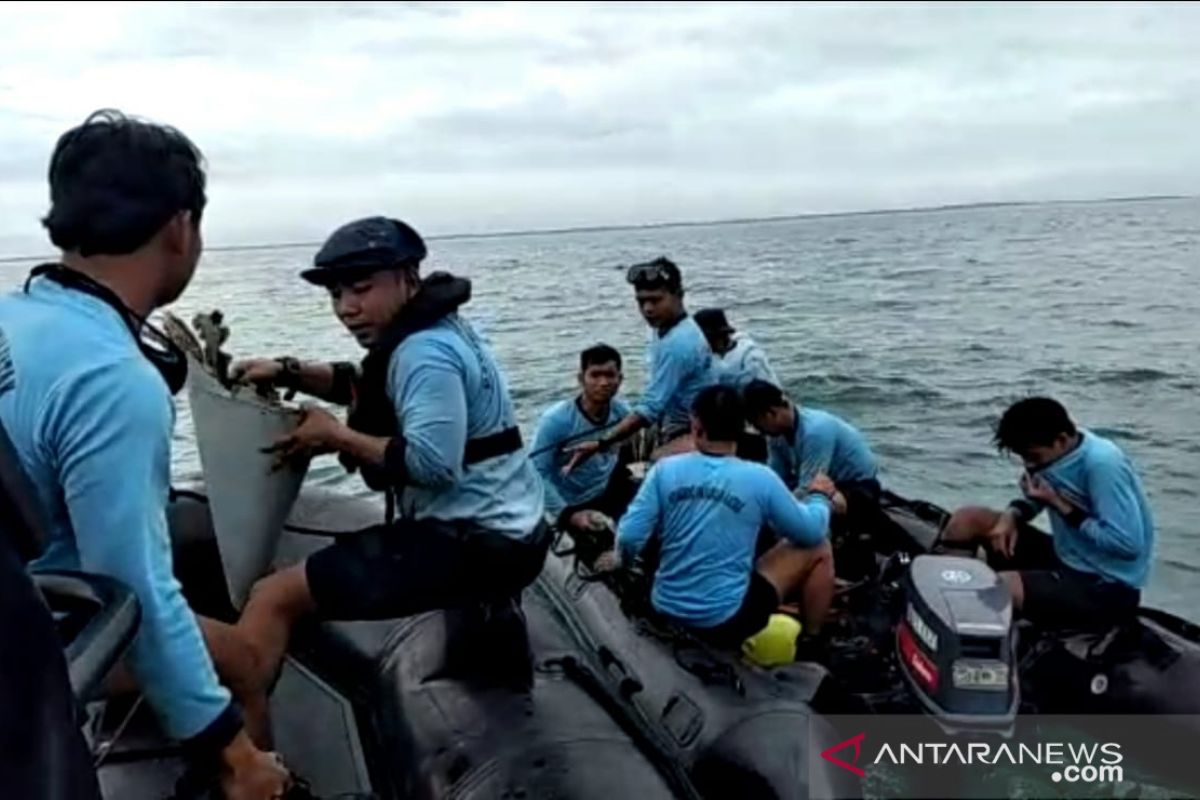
[0,110,289,798]
[565,257,718,470]
[743,380,882,535]
[694,307,780,389]
[230,216,550,692]
[530,344,637,541]
[939,397,1154,629]
[595,385,837,651]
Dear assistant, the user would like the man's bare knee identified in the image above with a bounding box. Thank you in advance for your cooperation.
[245,562,315,618]
[942,506,1001,544]
[757,539,833,597]
[999,571,1024,611]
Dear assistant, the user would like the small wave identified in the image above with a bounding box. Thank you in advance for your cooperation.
[871,298,919,311]
[831,237,858,245]
[878,266,939,280]
[1023,365,1177,386]
[1097,367,1177,385]
[1101,319,1141,329]
[1088,426,1148,443]
[1161,558,1200,576]
[803,373,946,406]
[875,442,928,459]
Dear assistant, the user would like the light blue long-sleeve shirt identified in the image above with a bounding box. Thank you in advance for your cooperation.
[530,396,632,520]
[617,452,832,627]
[768,407,879,490]
[0,278,231,741]
[387,314,544,540]
[1017,430,1154,589]
[635,316,717,434]
[715,333,780,390]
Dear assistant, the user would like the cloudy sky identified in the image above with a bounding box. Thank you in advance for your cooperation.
[1,1,1197,253]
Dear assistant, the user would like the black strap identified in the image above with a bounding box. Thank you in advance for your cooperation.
[463,425,522,466]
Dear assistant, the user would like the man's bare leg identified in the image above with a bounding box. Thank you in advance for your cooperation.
[101,616,277,750]
[236,563,318,691]
[198,617,273,749]
[756,539,835,634]
[937,505,1001,551]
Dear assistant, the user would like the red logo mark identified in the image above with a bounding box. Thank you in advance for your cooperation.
[821,732,867,777]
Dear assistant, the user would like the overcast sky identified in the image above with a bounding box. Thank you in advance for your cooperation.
[1,1,1197,253]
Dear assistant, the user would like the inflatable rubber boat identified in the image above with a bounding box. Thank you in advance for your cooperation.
[556,488,1200,795]
[10,308,1199,799]
[4,312,854,800]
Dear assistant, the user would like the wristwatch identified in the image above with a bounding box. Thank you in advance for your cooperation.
[274,356,302,387]
[274,357,303,400]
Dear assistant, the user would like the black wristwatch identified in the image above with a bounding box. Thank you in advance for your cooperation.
[274,356,302,387]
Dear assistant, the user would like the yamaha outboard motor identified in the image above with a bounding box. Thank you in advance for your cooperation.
[896,555,1018,732]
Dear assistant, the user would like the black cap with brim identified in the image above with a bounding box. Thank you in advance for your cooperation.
[694,308,734,335]
[301,216,427,286]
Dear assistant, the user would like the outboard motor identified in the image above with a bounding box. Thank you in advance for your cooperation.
[896,555,1018,733]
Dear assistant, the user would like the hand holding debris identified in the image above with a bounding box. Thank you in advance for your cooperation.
[262,404,343,470]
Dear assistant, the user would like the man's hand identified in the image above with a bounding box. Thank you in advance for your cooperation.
[220,733,290,800]
[230,358,284,386]
[569,510,615,532]
[830,491,848,516]
[1021,473,1074,515]
[593,550,621,573]
[263,404,343,470]
[987,509,1020,559]
[804,472,838,500]
[562,440,602,476]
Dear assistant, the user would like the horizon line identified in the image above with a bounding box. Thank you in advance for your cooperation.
[0,192,1193,264]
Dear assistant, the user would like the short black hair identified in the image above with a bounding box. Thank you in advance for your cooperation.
[42,109,206,257]
[692,385,745,442]
[580,343,622,371]
[993,397,1077,454]
[627,256,683,294]
[741,379,789,420]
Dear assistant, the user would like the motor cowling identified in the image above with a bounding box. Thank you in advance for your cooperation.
[897,555,1018,731]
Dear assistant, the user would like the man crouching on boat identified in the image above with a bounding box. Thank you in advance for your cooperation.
[530,344,637,545]
[231,216,549,692]
[0,110,289,799]
[594,385,836,652]
[742,380,883,537]
[939,397,1153,629]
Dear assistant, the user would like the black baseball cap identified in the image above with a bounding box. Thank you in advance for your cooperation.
[694,308,734,335]
[301,216,427,286]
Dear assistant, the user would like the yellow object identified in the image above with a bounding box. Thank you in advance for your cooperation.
[741,614,803,667]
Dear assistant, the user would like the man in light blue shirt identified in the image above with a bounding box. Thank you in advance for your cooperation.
[694,308,780,390]
[597,385,837,648]
[940,397,1153,629]
[565,257,718,473]
[232,216,549,693]
[743,380,881,534]
[0,110,287,798]
[531,344,636,532]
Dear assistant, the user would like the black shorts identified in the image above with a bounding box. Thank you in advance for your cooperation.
[689,571,780,649]
[306,518,551,621]
[992,524,1140,629]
